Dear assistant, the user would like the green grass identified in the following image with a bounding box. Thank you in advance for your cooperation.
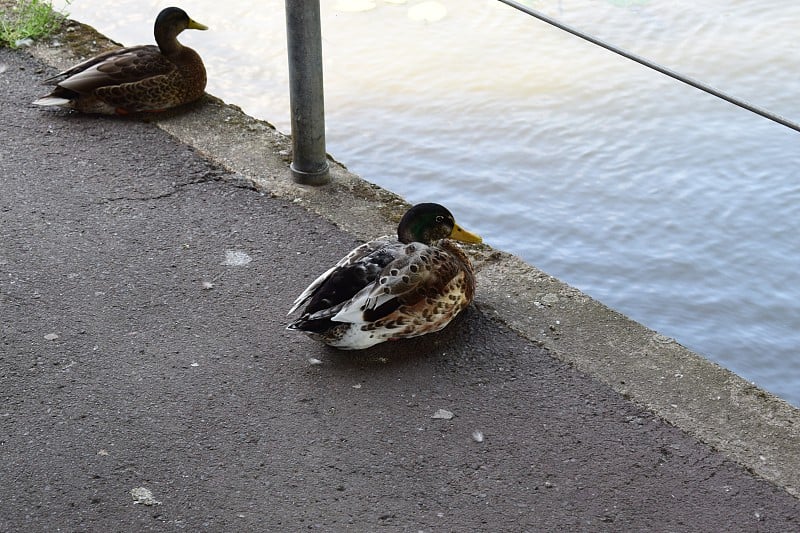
[0,0,69,48]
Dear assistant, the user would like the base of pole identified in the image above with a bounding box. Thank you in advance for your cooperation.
[290,161,330,186]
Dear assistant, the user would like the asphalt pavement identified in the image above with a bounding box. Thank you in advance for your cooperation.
[2,46,799,532]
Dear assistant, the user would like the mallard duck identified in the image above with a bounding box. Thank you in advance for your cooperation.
[287,203,483,350]
[33,7,207,114]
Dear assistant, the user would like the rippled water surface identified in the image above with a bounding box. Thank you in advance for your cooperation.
[52,0,800,406]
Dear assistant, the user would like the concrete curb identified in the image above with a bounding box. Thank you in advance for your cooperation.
[25,18,800,499]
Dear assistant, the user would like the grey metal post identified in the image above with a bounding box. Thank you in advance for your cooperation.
[285,0,330,185]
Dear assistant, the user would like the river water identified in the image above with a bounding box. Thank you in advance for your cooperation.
[51,0,800,406]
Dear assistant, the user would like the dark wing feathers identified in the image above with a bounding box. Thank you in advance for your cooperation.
[287,238,400,332]
[331,245,457,325]
[54,46,175,94]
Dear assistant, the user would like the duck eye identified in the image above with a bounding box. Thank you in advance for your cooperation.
[435,215,444,223]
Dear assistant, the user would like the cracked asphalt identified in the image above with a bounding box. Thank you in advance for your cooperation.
[2,47,799,531]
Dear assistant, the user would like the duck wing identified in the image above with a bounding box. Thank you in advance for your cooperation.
[287,236,398,318]
[331,242,463,325]
[48,45,175,94]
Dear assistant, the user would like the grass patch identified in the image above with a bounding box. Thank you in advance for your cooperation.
[0,0,69,48]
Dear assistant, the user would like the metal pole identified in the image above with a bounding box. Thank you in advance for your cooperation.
[285,0,330,185]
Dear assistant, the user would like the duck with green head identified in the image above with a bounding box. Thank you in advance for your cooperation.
[287,203,483,350]
[34,7,208,114]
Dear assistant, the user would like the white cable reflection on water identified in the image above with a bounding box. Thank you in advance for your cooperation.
[51,0,800,406]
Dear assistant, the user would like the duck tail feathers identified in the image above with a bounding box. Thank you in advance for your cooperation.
[33,95,71,107]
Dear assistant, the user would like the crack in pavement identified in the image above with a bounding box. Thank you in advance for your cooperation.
[92,169,235,205]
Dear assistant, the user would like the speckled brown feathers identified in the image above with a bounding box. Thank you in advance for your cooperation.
[287,203,482,350]
[357,240,476,337]
[33,7,207,114]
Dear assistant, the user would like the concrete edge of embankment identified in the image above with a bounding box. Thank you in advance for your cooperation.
[23,18,800,499]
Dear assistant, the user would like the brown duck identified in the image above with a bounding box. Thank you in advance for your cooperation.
[34,7,207,114]
[287,203,483,350]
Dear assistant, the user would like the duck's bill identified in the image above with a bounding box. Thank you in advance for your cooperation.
[189,19,209,31]
[450,224,482,244]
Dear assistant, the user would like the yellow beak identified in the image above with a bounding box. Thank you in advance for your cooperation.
[450,223,482,244]
[188,19,209,31]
